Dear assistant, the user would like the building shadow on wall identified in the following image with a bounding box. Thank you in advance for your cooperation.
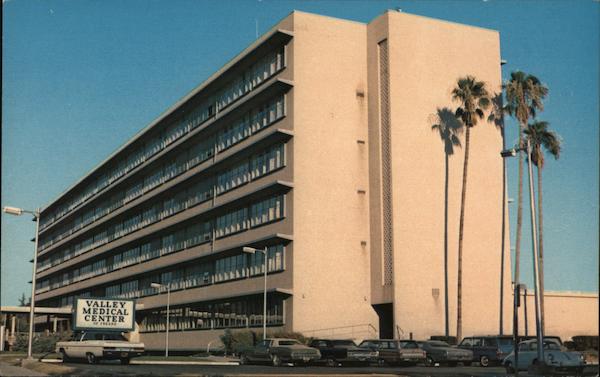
[430,107,463,336]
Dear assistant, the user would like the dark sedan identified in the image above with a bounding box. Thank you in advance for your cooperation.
[418,340,473,367]
[308,339,379,366]
[239,338,321,366]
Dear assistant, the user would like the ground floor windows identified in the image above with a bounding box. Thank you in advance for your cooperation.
[139,295,285,332]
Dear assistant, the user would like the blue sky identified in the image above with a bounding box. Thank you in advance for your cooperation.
[2,0,598,306]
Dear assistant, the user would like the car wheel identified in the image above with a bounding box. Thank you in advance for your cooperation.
[425,356,435,367]
[480,355,490,367]
[505,361,515,374]
[59,349,70,363]
[120,358,130,365]
[239,354,249,365]
[271,354,282,367]
[325,358,337,367]
[86,353,97,364]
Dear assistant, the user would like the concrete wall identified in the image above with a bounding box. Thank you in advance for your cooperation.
[290,11,379,338]
[369,11,511,339]
[518,291,598,341]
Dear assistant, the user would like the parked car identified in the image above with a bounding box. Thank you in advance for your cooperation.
[308,339,378,366]
[56,331,144,365]
[417,340,473,366]
[503,339,585,374]
[358,339,426,366]
[239,338,321,366]
[458,335,515,366]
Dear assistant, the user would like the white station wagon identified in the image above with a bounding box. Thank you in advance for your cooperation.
[56,331,144,364]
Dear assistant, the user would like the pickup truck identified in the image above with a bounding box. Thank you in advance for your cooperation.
[56,331,145,364]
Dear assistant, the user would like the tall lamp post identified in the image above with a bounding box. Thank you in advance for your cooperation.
[3,206,41,361]
[151,282,170,357]
[242,246,268,340]
[501,139,545,367]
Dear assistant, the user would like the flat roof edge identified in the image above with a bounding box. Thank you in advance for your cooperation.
[383,9,499,34]
[41,28,294,214]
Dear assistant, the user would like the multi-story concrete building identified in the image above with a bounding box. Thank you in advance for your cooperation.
[32,10,513,350]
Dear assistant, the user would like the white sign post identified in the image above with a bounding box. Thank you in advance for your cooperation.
[73,298,135,331]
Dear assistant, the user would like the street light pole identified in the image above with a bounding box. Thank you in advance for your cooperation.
[242,246,268,340]
[150,282,170,357]
[3,206,40,361]
[501,142,545,365]
[525,138,544,364]
[166,284,170,358]
[262,246,268,341]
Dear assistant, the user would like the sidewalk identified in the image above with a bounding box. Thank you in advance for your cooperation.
[0,362,47,376]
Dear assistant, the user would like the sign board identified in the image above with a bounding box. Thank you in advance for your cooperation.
[73,298,135,331]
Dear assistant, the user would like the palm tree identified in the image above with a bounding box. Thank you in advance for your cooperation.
[503,72,548,289]
[432,107,463,337]
[524,120,561,333]
[452,76,491,341]
[488,92,508,335]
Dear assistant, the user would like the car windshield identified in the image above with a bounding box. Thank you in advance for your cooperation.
[359,341,378,348]
[498,338,513,346]
[279,340,301,346]
[428,341,450,347]
[530,341,561,351]
[400,341,418,349]
[333,340,356,346]
[81,332,126,341]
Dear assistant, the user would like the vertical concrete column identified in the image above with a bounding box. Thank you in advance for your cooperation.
[53,317,58,333]
[10,315,16,336]
[0,325,4,351]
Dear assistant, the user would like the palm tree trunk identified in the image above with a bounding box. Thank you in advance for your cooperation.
[537,164,545,333]
[515,123,524,286]
[444,153,450,337]
[457,126,471,342]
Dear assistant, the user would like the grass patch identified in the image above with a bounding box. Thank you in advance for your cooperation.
[24,361,79,376]
[41,352,62,360]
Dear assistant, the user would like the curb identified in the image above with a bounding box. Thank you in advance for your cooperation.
[40,359,240,366]
[131,360,240,366]
[40,359,63,363]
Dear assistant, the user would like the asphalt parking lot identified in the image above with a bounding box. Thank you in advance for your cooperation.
[61,361,512,376]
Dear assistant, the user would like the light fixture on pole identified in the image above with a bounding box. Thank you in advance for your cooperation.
[3,206,41,361]
[242,246,268,340]
[151,282,170,358]
[501,142,545,367]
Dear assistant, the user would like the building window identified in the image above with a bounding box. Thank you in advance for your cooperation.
[139,295,284,333]
[250,196,283,228]
[215,207,248,238]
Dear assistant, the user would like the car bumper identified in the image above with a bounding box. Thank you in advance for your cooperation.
[444,355,473,362]
[345,356,379,364]
[399,356,427,362]
[102,350,144,360]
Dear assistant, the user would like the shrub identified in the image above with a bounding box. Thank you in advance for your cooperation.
[572,336,599,351]
[13,331,72,354]
[219,329,260,355]
[218,329,311,355]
